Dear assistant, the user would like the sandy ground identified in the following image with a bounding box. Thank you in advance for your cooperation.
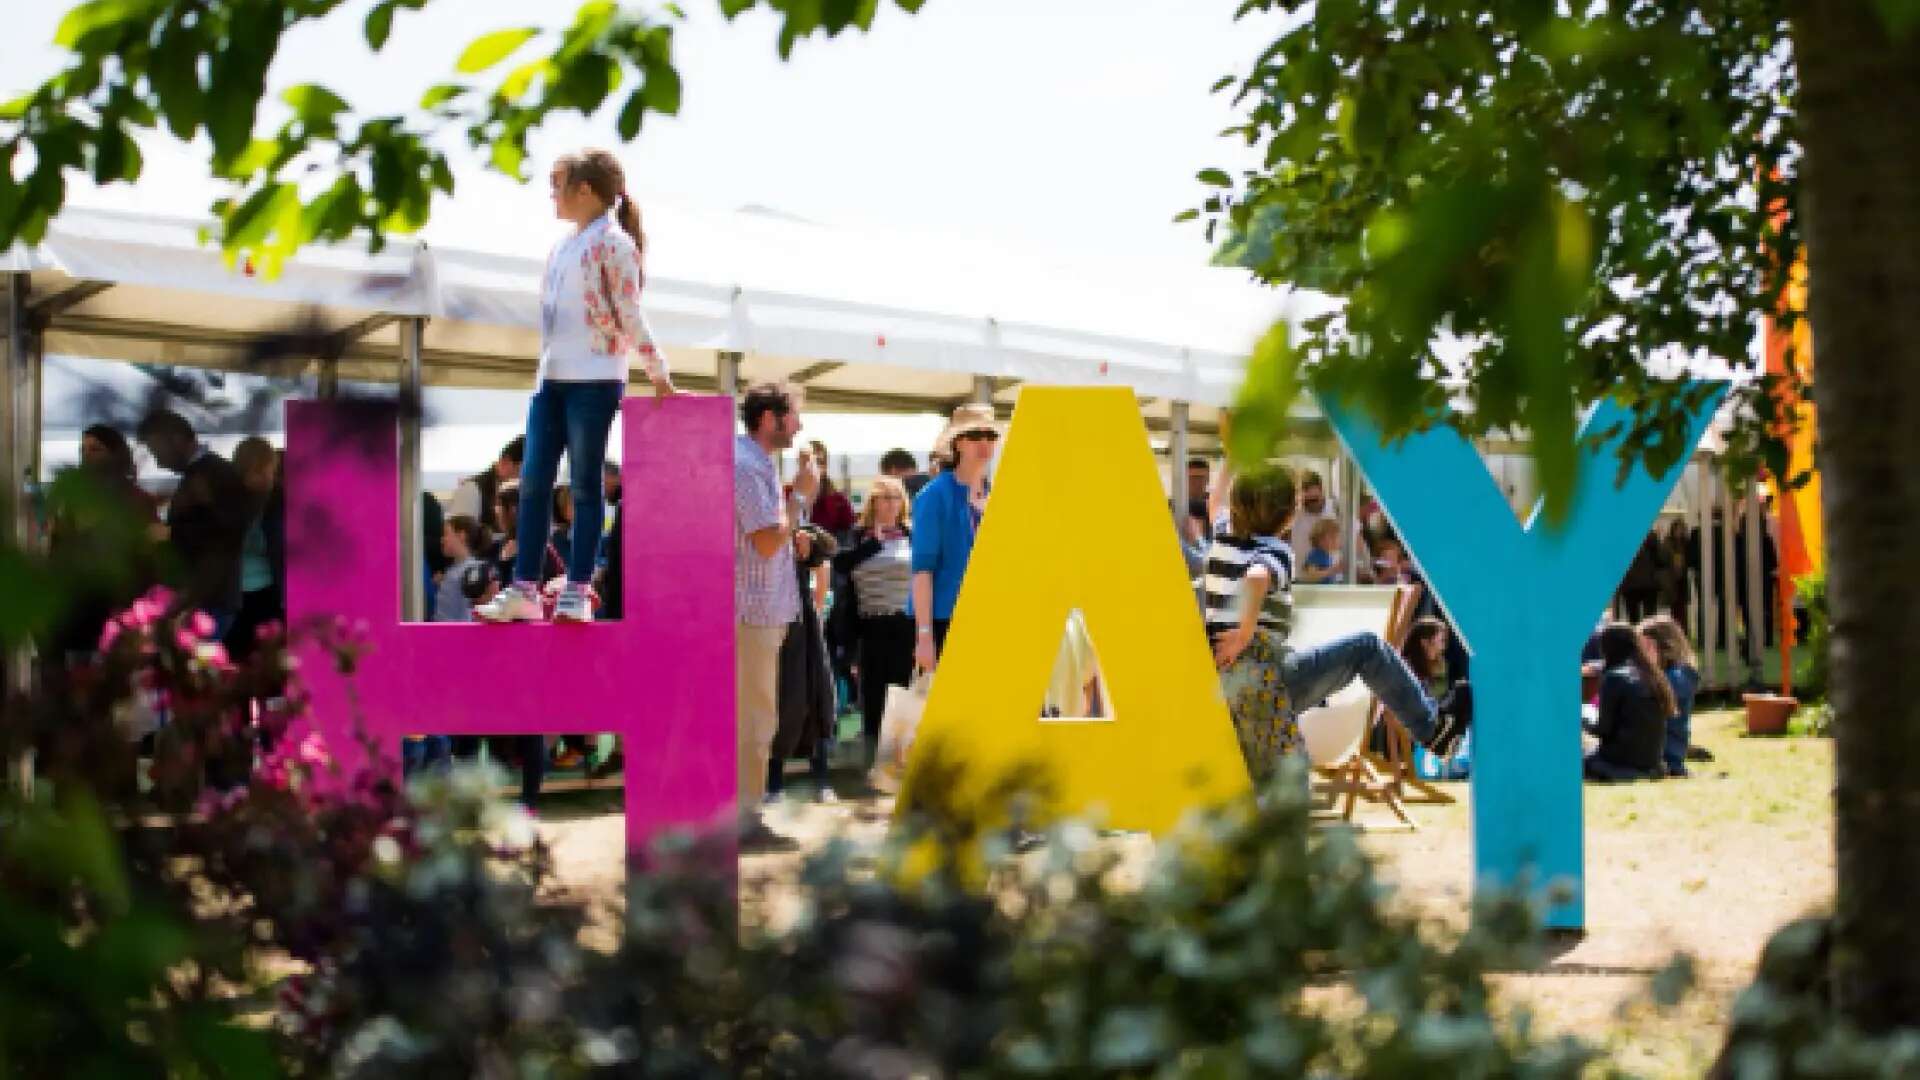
[535,708,1833,1077]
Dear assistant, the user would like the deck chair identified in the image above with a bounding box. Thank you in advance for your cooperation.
[1294,585,1417,830]
[1365,584,1459,807]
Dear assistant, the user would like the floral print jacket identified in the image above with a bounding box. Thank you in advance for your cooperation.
[577,227,662,381]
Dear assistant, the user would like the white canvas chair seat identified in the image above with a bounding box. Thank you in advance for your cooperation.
[1290,585,1402,767]
[1289,584,1423,829]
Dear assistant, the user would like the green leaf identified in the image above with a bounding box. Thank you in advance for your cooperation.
[365,0,397,49]
[456,27,541,74]
[641,65,682,114]
[149,16,202,139]
[500,59,551,101]
[90,124,142,183]
[53,0,155,52]
[0,93,33,120]
[1197,168,1233,187]
[420,83,466,109]
[718,0,758,17]
[617,89,647,141]
[490,133,527,178]
[281,83,350,126]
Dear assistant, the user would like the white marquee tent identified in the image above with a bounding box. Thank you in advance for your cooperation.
[3,201,1305,620]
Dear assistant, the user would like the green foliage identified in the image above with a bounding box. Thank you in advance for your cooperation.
[1709,917,1920,1077]
[0,0,924,273]
[1200,1,1801,523]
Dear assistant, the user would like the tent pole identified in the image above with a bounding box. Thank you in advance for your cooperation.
[1697,456,1717,690]
[718,350,741,399]
[399,317,426,622]
[1168,401,1189,528]
[971,375,994,407]
[4,273,32,796]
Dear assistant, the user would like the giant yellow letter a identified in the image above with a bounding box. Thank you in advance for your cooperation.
[898,388,1251,833]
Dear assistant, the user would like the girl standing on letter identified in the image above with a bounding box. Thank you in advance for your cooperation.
[477,149,676,624]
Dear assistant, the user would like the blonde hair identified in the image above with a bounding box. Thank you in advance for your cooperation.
[1638,614,1697,671]
[858,476,910,532]
[1309,517,1341,548]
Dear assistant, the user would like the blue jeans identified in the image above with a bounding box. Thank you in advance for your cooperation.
[1663,713,1691,777]
[516,380,623,585]
[1279,630,1440,744]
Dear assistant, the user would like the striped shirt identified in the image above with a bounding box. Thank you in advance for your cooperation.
[846,530,914,616]
[734,434,800,627]
[1201,533,1295,643]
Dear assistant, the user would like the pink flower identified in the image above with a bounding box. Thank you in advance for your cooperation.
[297,732,329,769]
[98,622,122,652]
[175,629,199,652]
[190,611,215,639]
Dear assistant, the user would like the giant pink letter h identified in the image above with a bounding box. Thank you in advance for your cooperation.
[285,397,737,860]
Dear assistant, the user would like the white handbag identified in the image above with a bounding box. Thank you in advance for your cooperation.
[868,673,932,794]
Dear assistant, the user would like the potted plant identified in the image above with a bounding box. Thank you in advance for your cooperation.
[1744,691,1797,736]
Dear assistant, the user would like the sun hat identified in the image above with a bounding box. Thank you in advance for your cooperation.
[936,403,1003,457]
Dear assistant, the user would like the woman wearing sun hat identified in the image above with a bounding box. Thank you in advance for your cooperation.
[909,403,1002,673]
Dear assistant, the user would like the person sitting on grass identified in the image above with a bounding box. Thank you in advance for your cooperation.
[1204,464,1465,785]
[1638,614,1702,778]
[1582,622,1676,782]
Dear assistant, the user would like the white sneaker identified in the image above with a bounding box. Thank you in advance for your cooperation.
[553,588,594,624]
[474,585,543,623]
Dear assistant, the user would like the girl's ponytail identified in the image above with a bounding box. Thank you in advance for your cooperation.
[616,187,645,254]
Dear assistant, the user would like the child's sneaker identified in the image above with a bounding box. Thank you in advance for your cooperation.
[553,587,594,624]
[475,583,543,623]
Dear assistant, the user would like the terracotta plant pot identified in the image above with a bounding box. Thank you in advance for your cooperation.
[1744,692,1797,736]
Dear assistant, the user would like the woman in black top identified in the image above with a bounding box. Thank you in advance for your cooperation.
[831,477,916,763]
[1583,622,1675,782]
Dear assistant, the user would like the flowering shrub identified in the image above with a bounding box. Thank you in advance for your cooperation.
[13,583,1824,1078]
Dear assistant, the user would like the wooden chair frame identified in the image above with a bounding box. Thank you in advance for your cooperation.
[1310,583,1424,829]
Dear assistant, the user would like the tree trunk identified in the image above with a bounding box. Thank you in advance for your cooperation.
[1789,0,1920,1033]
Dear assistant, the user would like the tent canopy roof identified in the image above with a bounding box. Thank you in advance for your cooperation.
[8,203,1301,435]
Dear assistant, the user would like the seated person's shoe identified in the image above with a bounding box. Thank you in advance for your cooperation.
[553,588,594,624]
[474,584,544,623]
[1424,704,1466,759]
[551,747,585,770]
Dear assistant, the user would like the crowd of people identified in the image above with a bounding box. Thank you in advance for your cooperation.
[40,146,1735,825]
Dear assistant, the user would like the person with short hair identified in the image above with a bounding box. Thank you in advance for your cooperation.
[449,435,525,537]
[476,148,677,625]
[910,403,1000,673]
[735,382,810,824]
[1298,516,1345,585]
[1186,456,1211,506]
[1205,464,1464,783]
[226,436,285,660]
[1288,468,1339,558]
[881,447,930,499]
[136,409,251,636]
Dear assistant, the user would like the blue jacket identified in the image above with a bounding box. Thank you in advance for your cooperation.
[907,471,985,622]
